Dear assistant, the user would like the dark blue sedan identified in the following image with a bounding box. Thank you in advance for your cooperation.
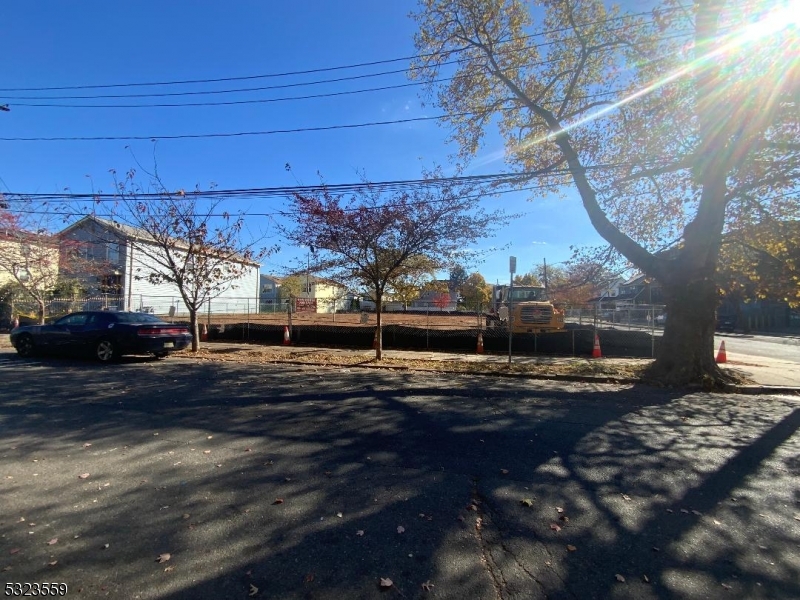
[10,311,192,362]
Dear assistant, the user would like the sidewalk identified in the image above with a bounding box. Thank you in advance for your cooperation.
[198,342,800,393]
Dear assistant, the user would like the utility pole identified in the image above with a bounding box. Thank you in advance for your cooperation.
[508,256,516,366]
[543,258,549,297]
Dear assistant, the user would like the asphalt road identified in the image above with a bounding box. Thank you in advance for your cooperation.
[1,349,799,599]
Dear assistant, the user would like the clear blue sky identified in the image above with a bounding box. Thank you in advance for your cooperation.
[0,0,605,284]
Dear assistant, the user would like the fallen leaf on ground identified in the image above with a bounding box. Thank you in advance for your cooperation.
[622,494,631,501]
[249,583,259,596]
[207,436,213,440]
[304,573,314,583]
[566,545,577,552]
[556,506,564,513]
[9,548,20,555]
[721,583,732,590]
[78,473,90,479]
[164,565,174,572]
[245,448,252,452]
[272,498,284,505]
[46,538,58,545]
[559,515,569,523]
[157,553,171,563]
[83,443,92,448]
[520,499,534,507]
[379,578,393,588]
[500,469,509,475]
[182,514,190,519]
[680,509,689,514]
[356,530,365,536]
[336,512,343,518]
[397,526,405,534]
[102,543,109,549]
[48,560,58,566]
[643,575,650,583]
[422,580,435,591]
[203,450,211,455]
[550,524,562,532]
[615,574,626,582]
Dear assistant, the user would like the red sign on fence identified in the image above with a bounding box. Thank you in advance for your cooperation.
[294,298,318,313]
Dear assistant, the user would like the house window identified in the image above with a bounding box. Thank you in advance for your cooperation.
[107,243,120,264]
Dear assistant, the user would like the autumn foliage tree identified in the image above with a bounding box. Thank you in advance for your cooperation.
[460,272,493,311]
[100,170,272,351]
[283,173,505,359]
[0,200,97,324]
[411,0,800,385]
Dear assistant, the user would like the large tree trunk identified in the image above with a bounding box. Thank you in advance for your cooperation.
[647,271,726,386]
[189,308,199,352]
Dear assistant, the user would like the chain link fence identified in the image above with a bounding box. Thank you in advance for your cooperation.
[3,293,667,358]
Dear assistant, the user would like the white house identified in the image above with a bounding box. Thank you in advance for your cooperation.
[58,216,260,315]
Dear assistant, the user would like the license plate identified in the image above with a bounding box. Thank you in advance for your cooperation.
[163,342,175,349]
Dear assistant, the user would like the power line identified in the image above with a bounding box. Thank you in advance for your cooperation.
[0,9,675,93]
[0,114,456,141]
[2,27,692,105]
[3,162,674,204]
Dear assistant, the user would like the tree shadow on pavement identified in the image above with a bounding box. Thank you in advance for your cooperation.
[0,354,798,599]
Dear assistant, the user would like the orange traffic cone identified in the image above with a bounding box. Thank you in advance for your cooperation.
[477,332,484,354]
[591,333,602,358]
[283,326,291,345]
[200,323,208,342]
[715,340,727,364]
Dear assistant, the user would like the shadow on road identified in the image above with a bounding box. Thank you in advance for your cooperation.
[0,353,798,599]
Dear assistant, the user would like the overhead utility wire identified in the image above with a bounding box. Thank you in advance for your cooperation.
[3,162,677,201]
[2,26,691,103]
[0,9,676,93]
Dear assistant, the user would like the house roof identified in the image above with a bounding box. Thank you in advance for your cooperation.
[59,215,260,267]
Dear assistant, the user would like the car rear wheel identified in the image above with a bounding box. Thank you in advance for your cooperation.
[96,339,116,362]
[16,334,35,358]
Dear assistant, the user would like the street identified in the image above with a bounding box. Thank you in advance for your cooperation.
[1,349,799,599]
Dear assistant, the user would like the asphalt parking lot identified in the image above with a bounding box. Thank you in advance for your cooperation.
[1,349,799,599]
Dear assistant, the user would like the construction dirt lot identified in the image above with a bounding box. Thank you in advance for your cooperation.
[197,311,487,329]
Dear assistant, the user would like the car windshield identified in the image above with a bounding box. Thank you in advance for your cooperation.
[113,313,167,324]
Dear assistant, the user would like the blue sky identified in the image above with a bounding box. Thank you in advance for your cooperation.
[0,0,605,284]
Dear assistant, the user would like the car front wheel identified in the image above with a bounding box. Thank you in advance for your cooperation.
[96,339,116,362]
[15,334,35,358]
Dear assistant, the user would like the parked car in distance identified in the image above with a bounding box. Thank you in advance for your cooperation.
[10,311,192,362]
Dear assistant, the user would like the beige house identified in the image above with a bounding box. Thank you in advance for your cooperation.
[285,275,350,314]
[0,230,60,290]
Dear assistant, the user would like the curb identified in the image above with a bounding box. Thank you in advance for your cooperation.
[191,351,800,394]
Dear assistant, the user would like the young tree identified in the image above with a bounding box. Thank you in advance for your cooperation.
[388,255,438,311]
[448,264,469,293]
[411,0,799,385]
[279,275,306,302]
[0,203,92,324]
[283,172,506,359]
[513,271,542,286]
[102,170,272,352]
[460,272,493,311]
